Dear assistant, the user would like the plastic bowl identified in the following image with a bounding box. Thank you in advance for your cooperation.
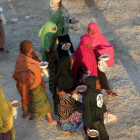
[100,54,110,61]
[76,85,87,92]
[39,62,49,69]
[88,129,99,138]
[73,18,80,23]
[11,100,21,108]
[62,43,71,50]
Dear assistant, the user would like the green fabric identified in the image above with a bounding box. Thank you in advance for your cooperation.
[27,84,53,120]
[39,21,58,61]
[49,9,69,36]
[10,126,15,140]
[0,87,13,133]
[83,76,105,128]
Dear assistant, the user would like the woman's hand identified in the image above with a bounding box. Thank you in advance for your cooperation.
[57,90,67,95]
[104,111,109,114]
[86,128,90,133]
[82,68,89,74]
[72,89,78,94]
[98,56,101,60]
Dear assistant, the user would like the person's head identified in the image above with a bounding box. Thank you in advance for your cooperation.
[50,0,62,10]
[20,40,33,56]
[52,27,56,31]
[85,76,100,90]
[87,22,99,36]
[20,40,38,60]
[80,34,93,49]
[47,21,57,32]
[57,0,62,7]
[57,56,71,76]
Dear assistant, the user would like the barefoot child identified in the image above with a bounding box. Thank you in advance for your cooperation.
[83,76,109,140]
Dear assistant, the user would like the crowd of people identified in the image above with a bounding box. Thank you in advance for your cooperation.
[0,0,118,139]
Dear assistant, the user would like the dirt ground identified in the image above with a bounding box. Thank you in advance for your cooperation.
[1,0,140,139]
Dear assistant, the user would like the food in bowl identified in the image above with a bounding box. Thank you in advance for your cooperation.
[101,56,109,58]
[77,86,86,90]
[12,102,20,107]
[89,131,98,137]
[40,63,47,66]
[63,44,70,50]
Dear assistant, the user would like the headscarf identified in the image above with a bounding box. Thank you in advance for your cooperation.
[56,56,76,93]
[39,21,58,60]
[50,0,60,10]
[20,40,39,61]
[0,87,13,133]
[50,0,69,28]
[85,76,98,94]
[86,22,114,66]
[72,34,97,85]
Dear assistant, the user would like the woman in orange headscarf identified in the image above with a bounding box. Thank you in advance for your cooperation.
[13,41,57,124]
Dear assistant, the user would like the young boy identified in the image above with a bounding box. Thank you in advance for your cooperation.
[83,76,109,140]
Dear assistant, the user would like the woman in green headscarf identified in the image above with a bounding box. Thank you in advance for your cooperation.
[39,21,58,94]
[0,87,15,140]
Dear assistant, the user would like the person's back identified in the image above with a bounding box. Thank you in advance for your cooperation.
[83,76,109,140]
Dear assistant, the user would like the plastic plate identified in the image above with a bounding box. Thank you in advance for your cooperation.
[100,54,110,61]
[39,62,49,69]
[62,43,71,50]
[76,85,87,92]
[11,100,21,108]
[88,129,99,138]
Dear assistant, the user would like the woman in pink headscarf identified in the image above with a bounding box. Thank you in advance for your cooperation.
[86,22,117,97]
[72,34,97,95]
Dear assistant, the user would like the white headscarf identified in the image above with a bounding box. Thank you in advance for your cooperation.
[50,0,61,10]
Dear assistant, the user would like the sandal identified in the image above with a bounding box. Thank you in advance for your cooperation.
[0,48,9,53]
[59,130,73,137]
[24,115,34,121]
[108,92,118,98]
[48,120,57,125]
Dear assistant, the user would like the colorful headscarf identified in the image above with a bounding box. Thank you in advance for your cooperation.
[39,21,58,60]
[20,40,39,61]
[86,22,114,66]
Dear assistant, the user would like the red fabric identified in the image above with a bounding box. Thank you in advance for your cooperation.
[86,22,114,66]
[13,53,45,106]
[72,35,97,86]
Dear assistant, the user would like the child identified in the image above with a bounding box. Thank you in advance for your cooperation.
[83,76,109,140]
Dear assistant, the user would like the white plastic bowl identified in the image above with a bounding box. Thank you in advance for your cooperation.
[73,18,80,23]
[39,62,49,69]
[62,43,71,50]
[100,54,110,61]
[76,85,87,92]
[11,100,21,108]
[88,129,99,138]
[0,7,3,12]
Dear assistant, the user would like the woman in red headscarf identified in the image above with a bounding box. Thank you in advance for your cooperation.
[72,34,97,95]
[13,41,57,124]
[86,22,117,97]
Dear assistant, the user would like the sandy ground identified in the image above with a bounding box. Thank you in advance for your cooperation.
[1,0,140,139]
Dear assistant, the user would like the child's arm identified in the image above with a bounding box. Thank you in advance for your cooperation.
[83,97,91,129]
